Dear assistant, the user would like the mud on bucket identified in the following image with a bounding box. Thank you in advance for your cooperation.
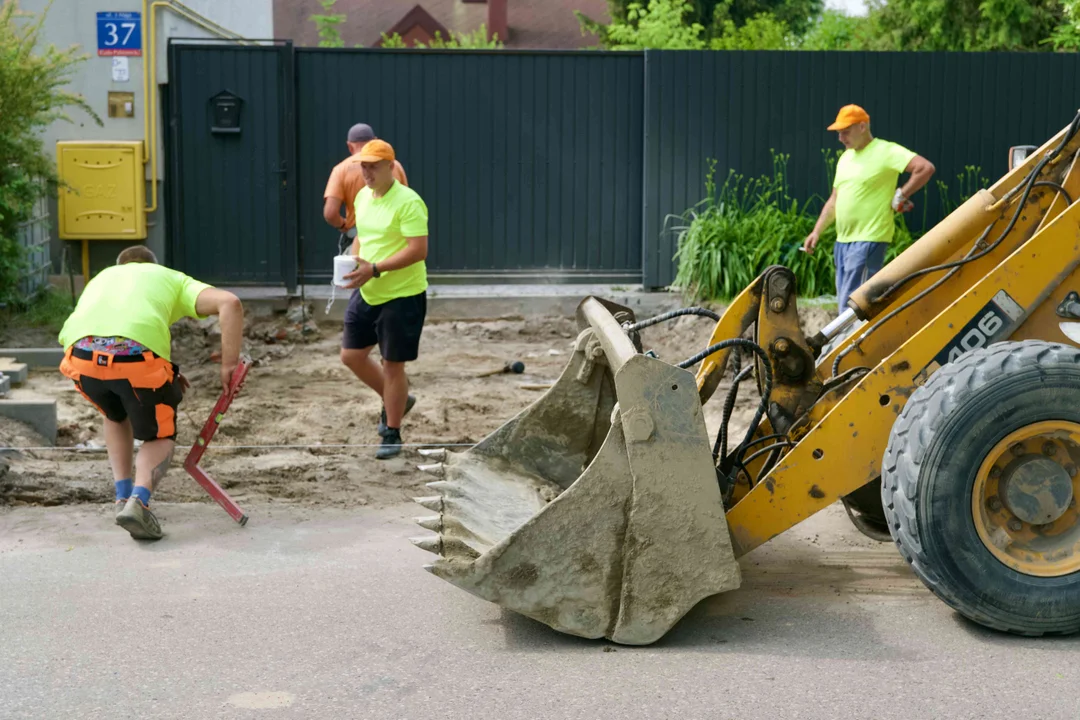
[410,297,741,645]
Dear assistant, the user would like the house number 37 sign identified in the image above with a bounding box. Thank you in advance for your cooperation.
[97,12,142,56]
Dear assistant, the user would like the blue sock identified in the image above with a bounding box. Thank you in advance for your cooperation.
[115,479,133,501]
[132,486,152,507]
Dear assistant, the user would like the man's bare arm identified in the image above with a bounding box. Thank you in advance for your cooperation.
[901,155,935,197]
[802,188,837,253]
[323,197,346,230]
[376,236,427,272]
[195,288,244,390]
[813,188,838,233]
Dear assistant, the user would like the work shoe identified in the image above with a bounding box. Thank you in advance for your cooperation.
[376,429,403,460]
[114,499,127,518]
[115,497,164,540]
[377,394,417,437]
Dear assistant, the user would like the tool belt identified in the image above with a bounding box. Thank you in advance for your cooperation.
[70,347,160,364]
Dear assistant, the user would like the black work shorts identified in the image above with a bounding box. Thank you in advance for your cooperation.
[342,290,427,362]
[60,349,184,441]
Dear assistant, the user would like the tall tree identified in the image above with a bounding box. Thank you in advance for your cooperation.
[579,0,822,47]
[870,0,1065,51]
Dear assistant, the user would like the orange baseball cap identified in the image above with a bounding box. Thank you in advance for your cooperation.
[827,104,870,131]
[358,139,395,163]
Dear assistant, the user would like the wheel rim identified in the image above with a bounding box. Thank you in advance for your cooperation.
[972,421,1080,577]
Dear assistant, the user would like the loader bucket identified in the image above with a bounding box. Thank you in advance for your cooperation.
[412,297,741,645]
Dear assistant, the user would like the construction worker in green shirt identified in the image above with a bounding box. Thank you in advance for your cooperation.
[57,245,244,541]
[803,104,936,310]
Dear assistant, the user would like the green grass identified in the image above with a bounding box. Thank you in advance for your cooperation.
[2,287,75,334]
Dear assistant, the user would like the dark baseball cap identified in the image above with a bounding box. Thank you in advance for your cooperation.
[347,123,376,142]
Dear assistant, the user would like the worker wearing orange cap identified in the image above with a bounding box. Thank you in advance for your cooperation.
[338,139,429,459]
[803,104,935,310]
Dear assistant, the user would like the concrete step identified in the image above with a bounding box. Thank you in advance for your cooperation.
[0,373,9,397]
[0,398,57,444]
[0,348,64,368]
[0,359,29,386]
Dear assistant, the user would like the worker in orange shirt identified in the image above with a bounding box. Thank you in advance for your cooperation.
[323,123,408,237]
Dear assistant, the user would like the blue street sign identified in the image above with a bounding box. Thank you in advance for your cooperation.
[97,12,142,56]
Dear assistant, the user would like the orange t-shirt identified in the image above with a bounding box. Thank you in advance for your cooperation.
[324,156,408,230]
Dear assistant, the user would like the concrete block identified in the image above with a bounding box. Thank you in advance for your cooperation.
[0,359,28,386]
[0,348,65,368]
[0,399,57,444]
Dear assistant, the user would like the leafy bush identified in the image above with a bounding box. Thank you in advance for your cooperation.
[0,0,98,305]
[669,154,836,300]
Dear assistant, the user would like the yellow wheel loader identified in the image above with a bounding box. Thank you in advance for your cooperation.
[411,111,1080,645]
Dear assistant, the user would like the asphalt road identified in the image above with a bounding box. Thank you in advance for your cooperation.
[2,501,1078,720]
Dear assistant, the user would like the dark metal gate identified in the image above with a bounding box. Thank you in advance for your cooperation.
[167,42,296,289]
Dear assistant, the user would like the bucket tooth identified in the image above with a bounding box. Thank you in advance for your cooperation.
[413,496,443,512]
[418,448,447,460]
[410,535,442,555]
[418,463,445,476]
[422,564,436,574]
[425,480,453,493]
[415,515,442,532]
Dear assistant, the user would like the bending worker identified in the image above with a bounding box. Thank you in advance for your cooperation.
[338,139,429,460]
[803,104,935,310]
[57,246,244,541]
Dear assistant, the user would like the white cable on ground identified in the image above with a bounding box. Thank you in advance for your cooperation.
[0,441,476,454]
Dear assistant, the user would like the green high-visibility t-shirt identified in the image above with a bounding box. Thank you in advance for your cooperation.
[833,138,916,244]
[58,263,211,361]
[353,180,429,306]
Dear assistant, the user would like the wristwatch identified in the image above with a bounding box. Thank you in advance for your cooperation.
[372,262,381,278]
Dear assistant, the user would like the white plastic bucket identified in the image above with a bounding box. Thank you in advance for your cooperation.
[332,255,358,287]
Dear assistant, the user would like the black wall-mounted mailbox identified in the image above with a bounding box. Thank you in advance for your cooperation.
[210,90,243,134]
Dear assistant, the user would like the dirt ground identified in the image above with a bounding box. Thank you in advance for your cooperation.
[0,301,836,510]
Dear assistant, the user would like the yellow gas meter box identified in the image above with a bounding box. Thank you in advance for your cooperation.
[56,141,146,240]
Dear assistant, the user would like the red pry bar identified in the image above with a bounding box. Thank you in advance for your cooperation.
[183,357,252,525]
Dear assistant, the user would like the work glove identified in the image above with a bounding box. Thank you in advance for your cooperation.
[892,188,914,213]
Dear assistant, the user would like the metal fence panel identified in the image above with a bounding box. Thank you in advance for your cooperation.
[168,43,296,287]
[295,49,645,284]
[15,179,50,301]
[642,50,1080,288]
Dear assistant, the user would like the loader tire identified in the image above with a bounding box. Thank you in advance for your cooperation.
[881,340,1080,636]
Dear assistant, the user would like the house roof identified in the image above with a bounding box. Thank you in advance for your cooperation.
[273,0,611,49]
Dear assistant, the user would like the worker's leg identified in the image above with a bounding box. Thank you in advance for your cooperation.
[834,240,849,308]
[104,418,134,479]
[103,418,135,507]
[836,241,872,311]
[382,361,410,428]
[114,361,182,540]
[374,292,427,459]
[133,438,175,496]
[341,345,384,395]
[861,241,888,284]
[341,289,385,395]
[71,375,134,510]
